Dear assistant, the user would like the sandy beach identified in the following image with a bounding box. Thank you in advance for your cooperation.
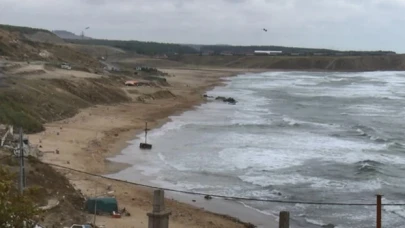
[29,67,268,228]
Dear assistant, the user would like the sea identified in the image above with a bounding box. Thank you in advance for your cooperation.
[108,71,405,228]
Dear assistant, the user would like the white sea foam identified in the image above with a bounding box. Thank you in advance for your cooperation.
[108,71,405,228]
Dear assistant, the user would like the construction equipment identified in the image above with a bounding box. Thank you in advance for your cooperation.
[139,122,152,149]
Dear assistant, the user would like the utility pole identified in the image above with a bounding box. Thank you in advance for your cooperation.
[145,122,149,144]
[93,184,98,226]
[19,127,26,194]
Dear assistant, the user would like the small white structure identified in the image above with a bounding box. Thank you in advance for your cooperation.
[61,63,72,70]
[254,50,283,55]
[39,50,52,58]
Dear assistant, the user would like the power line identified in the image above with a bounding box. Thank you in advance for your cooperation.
[39,161,405,207]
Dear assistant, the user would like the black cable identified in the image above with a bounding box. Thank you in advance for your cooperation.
[43,161,405,207]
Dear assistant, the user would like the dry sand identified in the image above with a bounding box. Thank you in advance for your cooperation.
[29,67,266,228]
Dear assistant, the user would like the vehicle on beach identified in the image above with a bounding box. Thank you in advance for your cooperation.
[60,63,72,70]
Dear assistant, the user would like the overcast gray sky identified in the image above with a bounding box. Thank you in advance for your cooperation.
[1,0,404,52]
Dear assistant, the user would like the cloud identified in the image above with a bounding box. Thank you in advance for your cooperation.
[0,0,404,52]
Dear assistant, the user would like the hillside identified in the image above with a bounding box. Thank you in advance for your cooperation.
[200,45,395,56]
[53,30,92,40]
[63,36,395,57]
[170,55,405,71]
[0,27,102,69]
[0,24,52,35]
[0,152,88,227]
[66,38,199,55]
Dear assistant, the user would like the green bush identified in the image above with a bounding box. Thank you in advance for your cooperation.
[0,100,44,133]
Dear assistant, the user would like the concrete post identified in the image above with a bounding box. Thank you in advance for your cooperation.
[279,211,290,228]
[147,189,172,228]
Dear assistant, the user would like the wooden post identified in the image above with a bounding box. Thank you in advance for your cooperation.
[376,195,382,228]
[279,211,290,228]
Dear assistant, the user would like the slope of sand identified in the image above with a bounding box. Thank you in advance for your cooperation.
[29,67,264,228]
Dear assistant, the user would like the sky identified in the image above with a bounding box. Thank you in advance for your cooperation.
[0,0,404,52]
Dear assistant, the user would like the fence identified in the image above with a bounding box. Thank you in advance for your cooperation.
[145,190,386,228]
[35,161,405,228]
[2,155,403,228]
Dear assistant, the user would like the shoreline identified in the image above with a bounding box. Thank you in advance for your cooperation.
[103,69,250,173]
[30,67,270,228]
[106,163,279,228]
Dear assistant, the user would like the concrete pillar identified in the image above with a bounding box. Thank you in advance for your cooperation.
[147,189,171,228]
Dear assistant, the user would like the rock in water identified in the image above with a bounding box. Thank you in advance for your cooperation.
[224,97,236,104]
[215,96,237,104]
[204,195,212,200]
[215,96,227,101]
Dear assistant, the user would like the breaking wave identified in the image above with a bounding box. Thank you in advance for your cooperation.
[354,160,383,175]
[352,124,389,143]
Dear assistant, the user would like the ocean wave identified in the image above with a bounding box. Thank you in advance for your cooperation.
[305,218,335,227]
[354,160,383,175]
[352,124,390,143]
[352,124,375,135]
[185,122,272,132]
[280,117,301,127]
[383,199,405,218]
[195,170,241,181]
[387,141,404,150]
[370,136,388,143]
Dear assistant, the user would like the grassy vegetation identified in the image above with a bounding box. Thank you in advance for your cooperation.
[64,36,394,56]
[0,96,44,133]
[171,55,405,71]
[200,45,395,56]
[0,77,131,133]
[66,39,199,55]
[0,24,52,35]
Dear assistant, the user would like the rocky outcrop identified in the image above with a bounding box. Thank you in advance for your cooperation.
[215,96,237,104]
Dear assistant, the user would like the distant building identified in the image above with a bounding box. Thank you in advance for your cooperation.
[154,54,168,59]
[254,50,283,55]
[201,50,214,56]
[220,51,233,56]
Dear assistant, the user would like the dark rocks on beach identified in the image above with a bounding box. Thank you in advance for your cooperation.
[215,96,237,104]
[204,195,212,200]
[215,96,227,101]
[203,94,214,98]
